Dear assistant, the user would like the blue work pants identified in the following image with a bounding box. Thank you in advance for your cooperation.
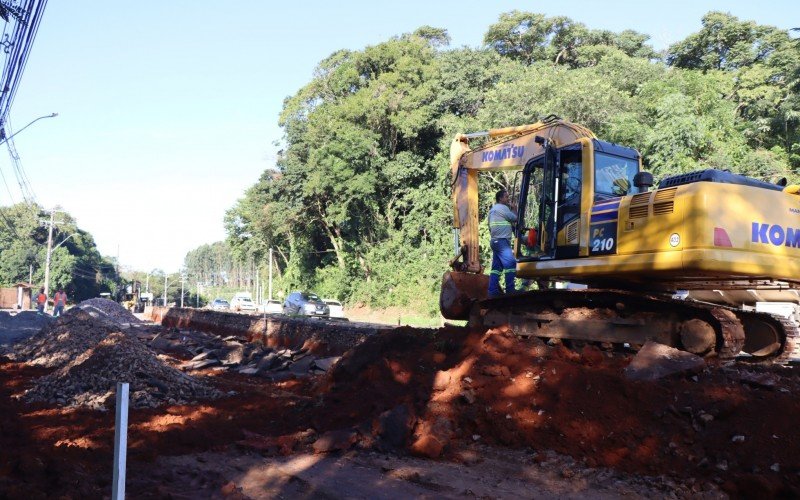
[489,238,516,297]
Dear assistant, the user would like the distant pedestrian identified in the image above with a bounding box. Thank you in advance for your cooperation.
[53,289,67,317]
[35,288,47,315]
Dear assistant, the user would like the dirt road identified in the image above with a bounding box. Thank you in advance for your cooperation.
[1,305,798,498]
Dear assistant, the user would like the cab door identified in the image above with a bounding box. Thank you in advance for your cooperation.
[516,145,558,261]
[554,147,583,258]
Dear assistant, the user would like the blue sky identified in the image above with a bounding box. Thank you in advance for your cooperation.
[3,0,799,272]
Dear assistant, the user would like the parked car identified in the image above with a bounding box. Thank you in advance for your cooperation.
[283,291,329,317]
[209,298,229,310]
[322,299,345,319]
[230,292,257,312]
[259,299,283,314]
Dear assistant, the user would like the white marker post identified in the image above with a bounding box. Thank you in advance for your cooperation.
[112,382,129,500]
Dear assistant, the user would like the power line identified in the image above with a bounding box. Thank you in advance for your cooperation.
[0,0,49,126]
[0,162,16,204]
[4,131,37,203]
[0,0,50,207]
[0,207,19,239]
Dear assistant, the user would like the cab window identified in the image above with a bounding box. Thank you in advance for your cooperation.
[517,159,543,259]
[559,150,582,225]
[594,153,637,200]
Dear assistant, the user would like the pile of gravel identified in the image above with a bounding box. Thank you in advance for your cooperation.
[23,332,220,409]
[14,308,119,367]
[76,297,141,326]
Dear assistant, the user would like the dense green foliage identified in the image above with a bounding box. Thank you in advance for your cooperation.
[187,11,800,315]
[0,203,120,301]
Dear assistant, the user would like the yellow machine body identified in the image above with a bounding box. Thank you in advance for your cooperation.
[447,117,800,300]
[519,181,800,291]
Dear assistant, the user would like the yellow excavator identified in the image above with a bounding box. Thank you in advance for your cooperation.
[441,116,800,362]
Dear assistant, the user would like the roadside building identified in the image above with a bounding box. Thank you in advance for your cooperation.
[0,283,33,310]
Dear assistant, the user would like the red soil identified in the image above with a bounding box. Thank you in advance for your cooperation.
[2,325,799,498]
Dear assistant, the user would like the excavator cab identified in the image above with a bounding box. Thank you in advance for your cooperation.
[515,138,642,262]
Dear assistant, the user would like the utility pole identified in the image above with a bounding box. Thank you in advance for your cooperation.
[180,274,185,308]
[268,247,273,301]
[163,274,168,307]
[43,209,54,297]
[28,264,32,284]
[42,207,63,298]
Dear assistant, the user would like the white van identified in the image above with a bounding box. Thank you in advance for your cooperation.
[258,299,283,314]
[323,299,345,318]
[230,292,257,312]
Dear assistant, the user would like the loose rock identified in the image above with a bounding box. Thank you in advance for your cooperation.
[624,341,706,381]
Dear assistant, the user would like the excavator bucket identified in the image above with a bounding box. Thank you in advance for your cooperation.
[440,271,489,320]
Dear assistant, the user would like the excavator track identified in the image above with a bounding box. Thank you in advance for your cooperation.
[475,288,795,363]
[710,308,745,359]
[733,311,799,364]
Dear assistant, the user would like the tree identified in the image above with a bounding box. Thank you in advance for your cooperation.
[666,12,790,71]
[0,203,120,301]
[667,12,800,167]
[484,11,656,66]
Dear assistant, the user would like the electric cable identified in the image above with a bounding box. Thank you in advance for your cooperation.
[0,208,20,238]
[0,162,17,204]
[0,0,48,124]
[4,131,37,203]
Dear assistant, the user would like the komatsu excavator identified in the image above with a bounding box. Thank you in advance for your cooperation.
[441,116,800,362]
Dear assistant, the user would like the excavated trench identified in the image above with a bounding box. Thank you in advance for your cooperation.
[143,306,397,356]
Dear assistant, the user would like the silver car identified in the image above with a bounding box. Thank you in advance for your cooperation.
[209,298,229,310]
[283,292,329,317]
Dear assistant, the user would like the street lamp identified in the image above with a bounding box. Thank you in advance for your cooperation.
[0,112,58,146]
[163,274,182,307]
[145,269,160,294]
[53,233,77,251]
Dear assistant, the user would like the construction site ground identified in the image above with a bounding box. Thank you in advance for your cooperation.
[1,304,800,498]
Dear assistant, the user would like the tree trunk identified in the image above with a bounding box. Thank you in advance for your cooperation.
[315,200,346,269]
[319,219,346,269]
[357,253,371,282]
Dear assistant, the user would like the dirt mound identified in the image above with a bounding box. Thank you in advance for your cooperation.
[0,310,55,351]
[76,297,141,325]
[317,326,800,496]
[0,310,54,329]
[23,332,220,409]
[14,308,120,367]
